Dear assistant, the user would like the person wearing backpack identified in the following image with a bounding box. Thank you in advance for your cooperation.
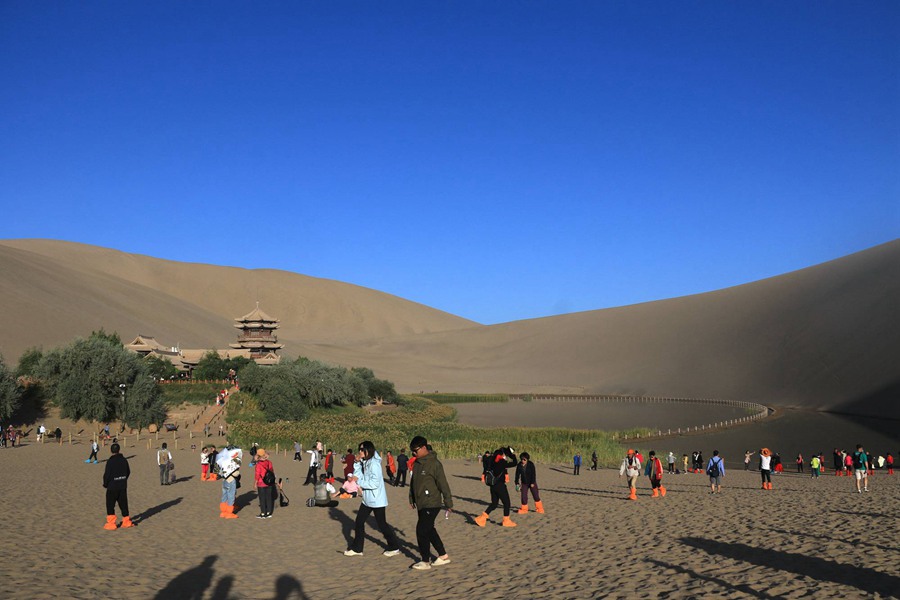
[254,448,276,518]
[157,443,172,486]
[852,444,869,493]
[644,450,666,498]
[619,449,642,500]
[706,450,724,494]
[474,446,518,528]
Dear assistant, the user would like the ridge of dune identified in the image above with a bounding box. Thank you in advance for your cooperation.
[1,238,897,418]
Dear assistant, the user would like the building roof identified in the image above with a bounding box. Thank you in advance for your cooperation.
[235,304,279,325]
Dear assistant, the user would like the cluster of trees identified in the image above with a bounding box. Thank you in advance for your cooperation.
[193,351,251,380]
[12,330,166,429]
[238,360,398,422]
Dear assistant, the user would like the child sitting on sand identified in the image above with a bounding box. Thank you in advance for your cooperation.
[338,476,359,499]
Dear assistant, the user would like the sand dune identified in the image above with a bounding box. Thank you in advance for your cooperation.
[1,238,898,418]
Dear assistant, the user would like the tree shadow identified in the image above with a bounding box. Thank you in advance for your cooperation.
[680,536,900,597]
[766,527,900,553]
[135,498,183,524]
[154,554,217,600]
[647,559,779,599]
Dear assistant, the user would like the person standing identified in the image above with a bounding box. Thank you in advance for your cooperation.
[157,443,172,486]
[254,448,276,518]
[86,439,99,464]
[759,448,773,490]
[591,451,598,471]
[408,435,453,570]
[706,450,724,494]
[667,451,676,474]
[304,445,320,486]
[573,452,582,476]
[200,447,210,481]
[852,444,869,493]
[515,452,544,513]
[475,446,518,528]
[810,453,821,478]
[102,443,134,529]
[55,427,62,445]
[342,448,356,480]
[217,446,242,519]
[619,449,642,500]
[293,441,302,462]
[344,441,401,558]
[744,450,754,471]
[796,453,804,473]
[887,452,894,475]
[395,450,409,487]
[324,449,335,479]
[645,450,666,498]
[385,451,396,485]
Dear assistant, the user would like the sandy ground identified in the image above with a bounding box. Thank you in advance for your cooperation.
[2,422,899,600]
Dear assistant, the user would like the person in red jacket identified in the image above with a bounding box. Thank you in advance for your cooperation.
[254,449,275,519]
[342,449,356,480]
[887,453,894,475]
[644,450,666,498]
[385,451,397,485]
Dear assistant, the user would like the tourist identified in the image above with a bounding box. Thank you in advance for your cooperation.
[217,446,242,519]
[796,453,804,473]
[304,444,320,485]
[342,448,356,480]
[408,435,453,570]
[37,423,46,443]
[810,453,820,478]
[681,454,689,474]
[706,450,724,494]
[573,452,582,475]
[254,448,276,518]
[887,452,894,475]
[395,450,409,487]
[86,439,99,464]
[667,451,676,474]
[852,444,869,493]
[313,474,338,507]
[157,443,172,486]
[833,448,843,476]
[385,450,396,485]
[55,427,62,445]
[207,445,218,481]
[645,450,666,498]
[744,450,754,471]
[619,448,642,500]
[475,446,518,528]
[338,476,359,498]
[102,442,134,530]
[344,441,401,558]
[515,452,544,513]
[843,452,853,477]
[591,450,598,471]
[759,448,773,490]
[200,447,210,481]
[293,440,302,462]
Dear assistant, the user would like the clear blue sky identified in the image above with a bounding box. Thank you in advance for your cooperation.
[2,2,897,324]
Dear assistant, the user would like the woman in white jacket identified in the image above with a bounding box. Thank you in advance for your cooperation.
[344,440,401,558]
[619,449,642,501]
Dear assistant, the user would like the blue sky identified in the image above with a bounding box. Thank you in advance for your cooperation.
[1,2,897,324]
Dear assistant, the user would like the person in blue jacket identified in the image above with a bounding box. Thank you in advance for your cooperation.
[573,452,582,475]
[344,440,401,557]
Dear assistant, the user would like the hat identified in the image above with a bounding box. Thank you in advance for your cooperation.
[256,448,268,459]
[627,449,635,455]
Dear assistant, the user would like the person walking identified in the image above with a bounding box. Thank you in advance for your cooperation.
[304,445,320,486]
[515,452,544,513]
[759,448,773,490]
[408,435,453,570]
[645,450,666,498]
[344,441,401,558]
[852,444,869,493]
[254,448,276,518]
[293,441,302,462]
[395,450,409,487]
[619,449,642,500]
[157,443,172,486]
[474,446,518,528]
[217,446,242,519]
[591,451,598,471]
[706,450,724,494]
[86,439,99,464]
[385,451,396,485]
[102,443,134,529]
[573,452,582,476]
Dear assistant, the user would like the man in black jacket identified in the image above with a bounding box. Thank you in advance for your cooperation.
[514,452,544,514]
[102,443,134,529]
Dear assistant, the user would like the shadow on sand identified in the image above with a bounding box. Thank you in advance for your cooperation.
[153,555,311,600]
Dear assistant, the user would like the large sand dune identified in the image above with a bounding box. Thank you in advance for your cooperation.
[1,238,898,418]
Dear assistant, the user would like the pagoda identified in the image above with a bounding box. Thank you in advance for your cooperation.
[230,303,284,363]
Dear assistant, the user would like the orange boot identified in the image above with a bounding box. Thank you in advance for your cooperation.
[103,515,118,530]
[767,482,774,490]
[120,516,135,528]
[652,488,659,498]
[201,472,207,481]
[535,501,545,514]
[223,503,238,519]
[501,516,517,527]
[208,473,218,481]
[474,512,488,527]
[628,488,637,501]
[518,504,529,514]
[659,486,667,497]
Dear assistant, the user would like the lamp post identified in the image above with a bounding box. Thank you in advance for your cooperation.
[119,384,127,428]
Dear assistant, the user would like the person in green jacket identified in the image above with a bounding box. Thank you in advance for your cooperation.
[408,435,453,571]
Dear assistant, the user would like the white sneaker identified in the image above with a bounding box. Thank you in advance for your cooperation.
[412,561,432,570]
[383,549,400,557]
[344,550,363,556]
[432,556,451,566]
[864,488,869,492]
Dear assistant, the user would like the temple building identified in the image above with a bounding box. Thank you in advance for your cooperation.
[124,304,283,373]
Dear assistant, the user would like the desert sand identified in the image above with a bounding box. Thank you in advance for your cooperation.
[2,414,898,600]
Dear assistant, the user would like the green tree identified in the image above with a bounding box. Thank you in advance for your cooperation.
[351,367,398,403]
[90,328,122,346]
[0,355,21,421]
[240,363,310,422]
[193,351,251,380]
[145,355,178,380]
[15,347,43,378]
[37,337,165,429]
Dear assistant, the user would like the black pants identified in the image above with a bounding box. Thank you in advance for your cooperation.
[88,450,98,461]
[416,507,446,562]
[350,505,399,553]
[574,464,580,475]
[395,469,407,486]
[304,466,318,485]
[761,469,771,484]
[293,452,302,461]
[485,483,512,517]
[106,488,129,516]
[258,486,274,515]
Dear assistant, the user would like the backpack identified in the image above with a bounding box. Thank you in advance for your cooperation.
[708,458,721,478]
[158,450,169,465]
[484,469,501,486]
[263,468,276,486]
[853,452,865,469]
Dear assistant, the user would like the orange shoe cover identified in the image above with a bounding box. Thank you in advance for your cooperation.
[222,504,238,519]
[120,516,135,528]
[501,516,517,527]
[474,513,488,527]
[652,489,659,498]
[535,501,545,513]
[103,515,118,530]
[518,505,528,514]
[659,486,667,497]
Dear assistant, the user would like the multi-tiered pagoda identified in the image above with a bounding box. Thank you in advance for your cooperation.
[229,303,284,364]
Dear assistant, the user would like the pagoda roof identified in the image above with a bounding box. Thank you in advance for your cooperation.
[229,341,285,350]
[235,305,279,324]
[233,322,279,329]
[124,335,180,356]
